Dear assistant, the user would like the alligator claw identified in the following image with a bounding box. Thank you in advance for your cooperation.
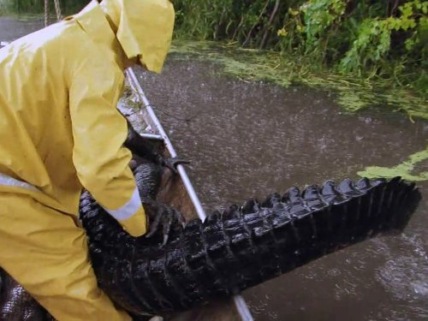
[143,200,185,245]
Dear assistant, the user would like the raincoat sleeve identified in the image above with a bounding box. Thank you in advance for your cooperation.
[68,60,147,237]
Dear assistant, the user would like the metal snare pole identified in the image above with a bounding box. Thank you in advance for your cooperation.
[125,68,254,321]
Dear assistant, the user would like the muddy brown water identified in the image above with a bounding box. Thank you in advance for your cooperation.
[1,17,427,321]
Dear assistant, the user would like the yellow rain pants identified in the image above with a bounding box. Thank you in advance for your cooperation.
[0,0,174,320]
[0,192,131,321]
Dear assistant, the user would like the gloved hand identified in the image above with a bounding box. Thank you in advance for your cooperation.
[143,200,186,245]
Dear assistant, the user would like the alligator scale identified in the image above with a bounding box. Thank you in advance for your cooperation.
[0,159,421,320]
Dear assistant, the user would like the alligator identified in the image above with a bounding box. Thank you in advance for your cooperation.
[81,173,420,319]
[0,123,422,320]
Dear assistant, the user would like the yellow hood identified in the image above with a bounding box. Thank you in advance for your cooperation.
[100,0,175,73]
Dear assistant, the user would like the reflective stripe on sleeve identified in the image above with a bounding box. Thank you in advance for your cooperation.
[0,173,40,192]
[103,187,142,221]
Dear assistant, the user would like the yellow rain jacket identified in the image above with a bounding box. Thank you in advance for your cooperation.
[0,0,174,236]
[0,1,174,320]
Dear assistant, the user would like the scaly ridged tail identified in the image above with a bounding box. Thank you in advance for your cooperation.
[80,175,421,317]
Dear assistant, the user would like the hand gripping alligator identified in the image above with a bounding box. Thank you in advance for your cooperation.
[0,126,422,321]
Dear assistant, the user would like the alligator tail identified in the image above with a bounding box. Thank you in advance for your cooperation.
[80,175,421,316]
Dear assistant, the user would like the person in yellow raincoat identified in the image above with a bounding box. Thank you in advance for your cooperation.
[0,0,175,320]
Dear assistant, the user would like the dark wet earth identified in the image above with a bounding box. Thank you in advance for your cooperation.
[2,17,427,321]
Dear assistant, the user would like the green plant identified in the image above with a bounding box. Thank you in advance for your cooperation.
[339,0,427,77]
